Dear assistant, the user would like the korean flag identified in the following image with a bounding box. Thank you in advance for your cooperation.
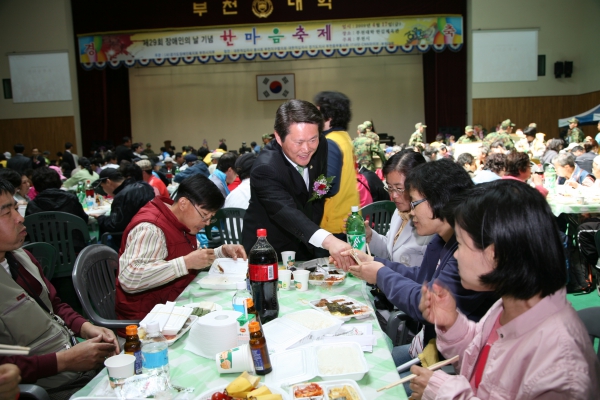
[256,74,295,101]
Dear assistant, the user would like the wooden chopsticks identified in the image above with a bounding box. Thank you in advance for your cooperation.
[0,344,30,356]
[376,355,459,392]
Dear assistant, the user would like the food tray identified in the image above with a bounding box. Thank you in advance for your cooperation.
[140,303,193,335]
[209,258,248,275]
[197,258,248,290]
[291,379,366,400]
[196,383,290,400]
[263,318,312,353]
[308,269,346,286]
[141,315,197,346]
[281,309,343,339]
[308,295,373,321]
[197,275,246,290]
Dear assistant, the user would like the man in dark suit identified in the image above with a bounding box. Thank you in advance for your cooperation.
[115,136,134,163]
[6,144,32,174]
[61,142,78,172]
[243,99,353,266]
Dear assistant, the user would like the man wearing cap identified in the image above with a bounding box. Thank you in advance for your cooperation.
[409,123,426,146]
[567,117,585,145]
[142,143,155,158]
[261,133,273,149]
[160,157,175,178]
[208,152,221,175]
[456,126,481,144]
[94,165,155,250]
[363,121,381,146]
[353,127,385,172]
[483,119,515,150]
[136,160,168,198]
[173,153,210,183]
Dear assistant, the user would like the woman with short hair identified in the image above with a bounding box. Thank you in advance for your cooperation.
[409,180,600,399]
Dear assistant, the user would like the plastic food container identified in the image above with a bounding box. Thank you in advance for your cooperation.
[308,295,373,321]
[265,342,368,387]
[262,318,312,353]
[197,258,247,290]
[291,379,366,400]
[308,269,346,286]
[281,309,343,339]
[139,303,193,336]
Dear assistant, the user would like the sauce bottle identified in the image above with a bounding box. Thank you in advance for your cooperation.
[248,321,272,375]
[124,325,143,374]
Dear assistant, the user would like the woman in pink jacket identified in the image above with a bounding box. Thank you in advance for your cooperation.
[409,179,600,400]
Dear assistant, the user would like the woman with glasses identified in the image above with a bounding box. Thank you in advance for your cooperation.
[409,180,600,400]
[368,150,432,265]
[338,159,497,395]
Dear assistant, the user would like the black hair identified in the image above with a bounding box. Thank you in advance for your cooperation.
[435,134,444,142]
[524,126,537,137]
[174,174,224,212]
[570,145,584,153]
[490,140,505,150]
[122,136,131,144]
[235,152,257,180]
[78,157,94,176]
[250,141,257,147]
[119,163,143,181]
[584,139,599,153]
[217,152,237,173]
[13,144,25,154]
[197,147,210,159]
[175,152,183,159]
[405,158,473,224]
[483,153,507,173]
[32,167,62,192]
[454,180,566,299]
[104,153,117,163]
[456,152,475,167]
[382,149,426,178]
[544,138,564,155]
[0,179,15,196]
[274,99,324,142]
[65,142,73,149]
[218,142,228,151]
[0,154,5,161]
[312,91,351,130]
[0,169,21,190]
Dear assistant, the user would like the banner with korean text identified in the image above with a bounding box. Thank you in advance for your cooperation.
[78,15,463,69]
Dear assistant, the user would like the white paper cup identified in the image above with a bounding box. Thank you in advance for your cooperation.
[577,197,585,205]
[294,270,310,292]
[278,269,292,290]
[281,251,296,269]
[215,344,254,373]
[104,354,135,387]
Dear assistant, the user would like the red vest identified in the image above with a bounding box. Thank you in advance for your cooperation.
[115,197,198,322]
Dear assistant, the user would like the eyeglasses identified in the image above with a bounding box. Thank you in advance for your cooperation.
[410,198,428,210]
[189,200,217,224]
[385,186,405,196]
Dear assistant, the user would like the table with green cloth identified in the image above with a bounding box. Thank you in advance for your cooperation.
[72,271,407,399]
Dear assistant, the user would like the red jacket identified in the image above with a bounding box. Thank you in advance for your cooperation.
[115,197,198,322]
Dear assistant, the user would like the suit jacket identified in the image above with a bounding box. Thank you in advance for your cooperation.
[242,138,328,260]
[369,212,432,265]
[7,154,32,174]
[61,151,76,171]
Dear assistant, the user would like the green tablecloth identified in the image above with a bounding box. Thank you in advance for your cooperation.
[73,272,407,399]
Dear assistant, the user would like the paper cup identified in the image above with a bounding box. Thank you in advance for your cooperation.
[281,251,296,269]
[294,270,309,292]
[104,354,135,387]
[577,197,585,205]
[216,344,254,374]
[278,269,292,290]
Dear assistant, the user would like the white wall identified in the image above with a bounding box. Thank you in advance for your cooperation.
[469,0,600,99]
[0,0,81,148]
[129,54,425,148]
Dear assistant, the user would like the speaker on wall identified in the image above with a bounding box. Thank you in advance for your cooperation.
[554,61,564,79]
[564,61,573,78]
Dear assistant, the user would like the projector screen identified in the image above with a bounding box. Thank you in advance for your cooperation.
[472,29,538,83]
[8,52,72,103]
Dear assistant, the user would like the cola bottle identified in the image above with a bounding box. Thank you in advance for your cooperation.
[248,229,279,324]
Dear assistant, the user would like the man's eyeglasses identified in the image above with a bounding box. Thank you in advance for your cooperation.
[385,186,405,196]
[410,198,428,210]
[189,200,217,224]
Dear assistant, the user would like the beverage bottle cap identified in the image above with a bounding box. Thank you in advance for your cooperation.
[236,281,246,290]
[146,321,160,334]
[257,229,267,237]
[126,325,138,335]
[351,206,359,212]
[248,321,260,333]
[246,298,254,308]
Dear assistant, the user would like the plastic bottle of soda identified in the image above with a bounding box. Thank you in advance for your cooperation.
[124,325,143,375]
[346,206,366,252]
[76,182,86,208]
[85,179,94,197]
[248,229,279,324]
[248,321,272,375]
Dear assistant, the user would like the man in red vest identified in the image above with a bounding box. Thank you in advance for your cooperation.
[115,174,246,322]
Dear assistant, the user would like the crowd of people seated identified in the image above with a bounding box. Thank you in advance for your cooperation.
[1,108,600,399]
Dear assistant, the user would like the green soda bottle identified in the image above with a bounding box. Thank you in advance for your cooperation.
[346,206,366,252]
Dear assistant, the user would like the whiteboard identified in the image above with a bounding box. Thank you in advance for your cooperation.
[472,30,538,83]
[8,52,72,103]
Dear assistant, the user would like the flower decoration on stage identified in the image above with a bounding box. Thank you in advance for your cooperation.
[308,175,335,202]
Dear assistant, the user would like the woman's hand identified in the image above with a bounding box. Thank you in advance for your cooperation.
[419,281,458,331]
[347,261,384,284]
[408,365,434,400]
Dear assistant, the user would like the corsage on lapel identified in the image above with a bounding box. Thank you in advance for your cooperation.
[308,174,335,202]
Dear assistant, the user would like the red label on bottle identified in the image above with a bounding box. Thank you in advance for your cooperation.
[248,263,278,282]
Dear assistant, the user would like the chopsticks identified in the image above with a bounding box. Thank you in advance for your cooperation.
[0,344,30,356]
[376,355,459,392]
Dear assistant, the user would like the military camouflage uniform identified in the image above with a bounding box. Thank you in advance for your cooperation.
[483,130,514,150]
[456,134,481,144]
[353,135,382,171]
[366,130,380,146]
[567,127,585,144]
[409,131,423,146]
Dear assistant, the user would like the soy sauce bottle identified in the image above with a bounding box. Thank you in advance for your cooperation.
[248,229,279,324]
